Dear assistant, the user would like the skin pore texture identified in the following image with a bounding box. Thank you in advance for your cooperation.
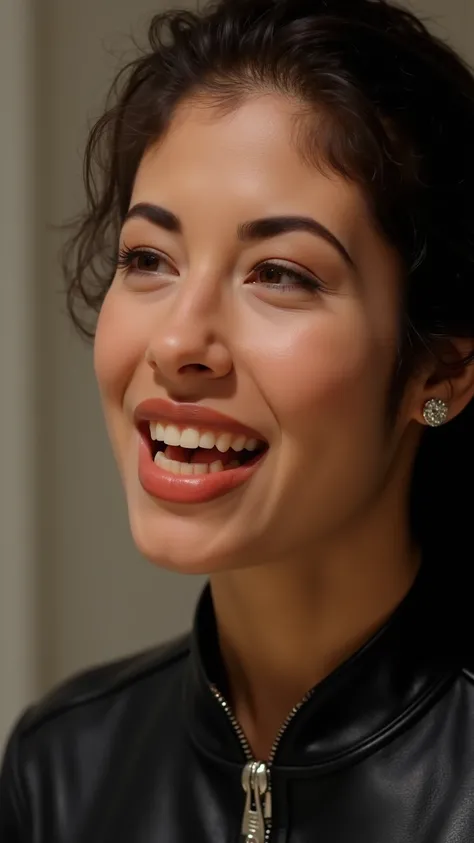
[94,93,474,760]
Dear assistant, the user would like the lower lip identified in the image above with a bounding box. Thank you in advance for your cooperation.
[137,436,266,504]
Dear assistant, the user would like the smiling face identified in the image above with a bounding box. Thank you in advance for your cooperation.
[94,93,422,574]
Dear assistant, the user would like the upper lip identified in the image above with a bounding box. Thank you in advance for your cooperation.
[134,398,267,442]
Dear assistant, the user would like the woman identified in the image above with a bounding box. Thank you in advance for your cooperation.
[1,0,474,839]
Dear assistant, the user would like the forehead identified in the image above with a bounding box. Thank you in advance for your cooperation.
[131,94,371,240]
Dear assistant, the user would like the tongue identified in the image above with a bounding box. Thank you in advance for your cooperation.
[164,445,233,466]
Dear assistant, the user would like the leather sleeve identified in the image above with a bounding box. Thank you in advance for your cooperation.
[0,714,30,843]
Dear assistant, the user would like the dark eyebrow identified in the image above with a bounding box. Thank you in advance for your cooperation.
[124,203,182,233]
[237,216,355,268]
[123,203,355,269]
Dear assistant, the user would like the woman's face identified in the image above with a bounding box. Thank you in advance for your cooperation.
[94,93,419,573]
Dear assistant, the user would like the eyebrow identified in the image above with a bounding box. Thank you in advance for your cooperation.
[123,202,355,269]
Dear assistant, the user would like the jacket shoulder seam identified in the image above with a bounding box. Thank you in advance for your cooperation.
[18,633,191,739]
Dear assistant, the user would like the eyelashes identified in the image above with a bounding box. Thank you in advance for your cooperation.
[116,244,324,295]
[116,245,170,275]
[251,262,322,293]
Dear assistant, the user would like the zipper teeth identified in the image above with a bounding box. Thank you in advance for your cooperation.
[210,684,254,761]
[267,687,315,765]
[262,689,316,842]
[210,683,316,765]
[210,683,316,842]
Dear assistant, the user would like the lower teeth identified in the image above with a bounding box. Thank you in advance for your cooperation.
[154,452,240,475]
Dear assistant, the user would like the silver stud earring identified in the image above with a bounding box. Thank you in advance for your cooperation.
[422,398,449,427]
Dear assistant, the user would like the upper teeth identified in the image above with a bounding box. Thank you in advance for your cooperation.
[149,422,259,453]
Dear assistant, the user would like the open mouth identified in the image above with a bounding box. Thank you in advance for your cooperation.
[142,421,268,476]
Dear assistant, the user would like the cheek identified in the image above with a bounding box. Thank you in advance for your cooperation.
[246,308,396,433]
[94,289,145,403]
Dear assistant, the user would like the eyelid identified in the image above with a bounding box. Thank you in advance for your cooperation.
[117,244,177,272]
[118,243,164,258]
[255,258,320,280]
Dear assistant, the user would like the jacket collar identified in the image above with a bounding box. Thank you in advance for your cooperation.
[185,561,460,770]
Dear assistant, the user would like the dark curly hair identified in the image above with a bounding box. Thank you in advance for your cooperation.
[63,0,474,599]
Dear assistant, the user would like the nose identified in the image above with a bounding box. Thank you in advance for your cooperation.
[145,283,233,393]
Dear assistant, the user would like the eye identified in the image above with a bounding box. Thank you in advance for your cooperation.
[248,261,323,294]
[116,245,176,276]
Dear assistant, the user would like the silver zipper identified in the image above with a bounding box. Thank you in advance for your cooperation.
[241,761,271,843]
[210,684,315,842]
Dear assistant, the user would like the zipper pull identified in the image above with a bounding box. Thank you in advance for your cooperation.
[264,788,272,820]
[241,761,271,843]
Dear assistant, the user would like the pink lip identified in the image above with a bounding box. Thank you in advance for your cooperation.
[134,398,268,504]
[138,437,266,504]
[134,397,267,441]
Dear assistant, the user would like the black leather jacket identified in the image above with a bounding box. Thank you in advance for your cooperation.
[1,563,474,843]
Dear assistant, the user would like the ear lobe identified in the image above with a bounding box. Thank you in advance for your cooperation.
[415,338,474,426]
[421,398,449,427]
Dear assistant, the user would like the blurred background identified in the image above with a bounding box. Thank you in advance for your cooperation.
[0,0,472,748]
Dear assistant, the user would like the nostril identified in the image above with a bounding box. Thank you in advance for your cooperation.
[146,356,158,372]
[178,363,211,374]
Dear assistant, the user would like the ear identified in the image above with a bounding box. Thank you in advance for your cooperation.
[412,339,474,426]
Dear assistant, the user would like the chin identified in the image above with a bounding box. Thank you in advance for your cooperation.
[120,441,277,574]
[126,498,263,576]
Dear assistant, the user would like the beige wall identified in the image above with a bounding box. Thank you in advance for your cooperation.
[1,0,472,747]
[0,0,39,750]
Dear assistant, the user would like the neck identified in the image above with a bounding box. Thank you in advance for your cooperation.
[209,505,421,761]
